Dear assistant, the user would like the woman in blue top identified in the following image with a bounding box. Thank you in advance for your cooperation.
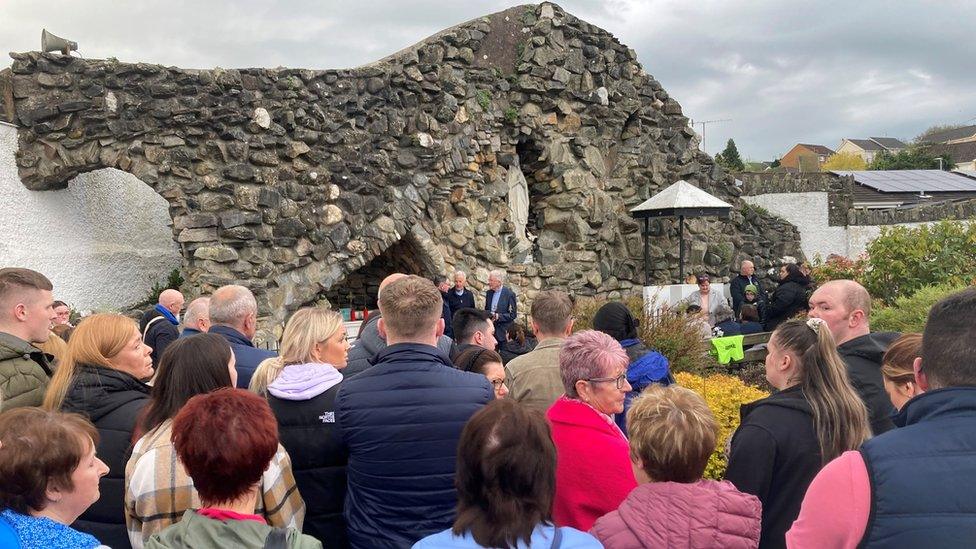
[592,302,672,435]
[413,399,601,549]
[0,407,110,549]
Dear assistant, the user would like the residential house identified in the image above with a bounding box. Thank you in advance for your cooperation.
[918,125,976,170]
[917,124,976,145]
[836,137,907,164]
[780,143,835,171]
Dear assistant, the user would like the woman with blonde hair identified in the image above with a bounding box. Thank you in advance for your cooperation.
[43,313,153,549]
[880,333,923,411]
[252,307,351,546]
[725,317,871,549]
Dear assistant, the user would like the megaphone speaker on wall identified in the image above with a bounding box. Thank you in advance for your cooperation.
[41,29,78,55]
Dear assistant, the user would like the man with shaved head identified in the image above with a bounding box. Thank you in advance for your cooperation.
[809,279,900,434]
[730,259,762,316]
[139,287,185,369]
[344,273,454,377]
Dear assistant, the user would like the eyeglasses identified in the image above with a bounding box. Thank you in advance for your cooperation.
[584,373,629,390]
[490,378,506,389]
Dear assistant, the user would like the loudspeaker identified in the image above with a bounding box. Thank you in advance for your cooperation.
[41,29,78,55]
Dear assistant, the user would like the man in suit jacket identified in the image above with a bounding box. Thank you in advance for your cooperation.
[484,269,517,348]
[445,270,475,318]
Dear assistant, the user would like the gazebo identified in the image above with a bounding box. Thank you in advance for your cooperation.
[629,180,733,284]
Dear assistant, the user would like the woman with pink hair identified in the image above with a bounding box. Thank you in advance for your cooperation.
[547,330,638,531]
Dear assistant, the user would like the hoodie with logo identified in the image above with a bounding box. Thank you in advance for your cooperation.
[267,363,349,548]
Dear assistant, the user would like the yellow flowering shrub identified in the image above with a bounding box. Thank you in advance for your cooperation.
[674,371,769,479]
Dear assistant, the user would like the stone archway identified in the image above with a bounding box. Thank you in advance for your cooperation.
[322,225,446,310]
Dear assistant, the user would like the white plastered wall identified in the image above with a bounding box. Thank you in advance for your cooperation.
[0,123,182,311]
[742,191,941,260]
[742,192,849,260]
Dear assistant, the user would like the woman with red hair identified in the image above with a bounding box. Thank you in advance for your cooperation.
[145,388,320,548]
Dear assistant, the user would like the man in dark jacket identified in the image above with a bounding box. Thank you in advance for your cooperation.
[789,286,976,547]
[485,269,517,347]
[450,307,496,359]
[433,275,454,339]
[0,268,57,411]
[208,285,276,389]
[808,280,897,435]
[345,273,454,378]
[336,276,492,549]
[139,288,184,368]
[729,259,763,315]
[179,296,210,337]
[445,270,475,318]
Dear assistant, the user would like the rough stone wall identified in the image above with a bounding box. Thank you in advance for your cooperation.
[1,3,802,331]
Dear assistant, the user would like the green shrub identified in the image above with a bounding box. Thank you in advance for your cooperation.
[574,296,716,375]
[861,220,976,304]
[145,268,185,305]
[675,371,769,479]
[870,283,971,333]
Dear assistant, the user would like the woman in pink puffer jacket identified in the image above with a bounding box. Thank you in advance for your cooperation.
[591,386,761,548]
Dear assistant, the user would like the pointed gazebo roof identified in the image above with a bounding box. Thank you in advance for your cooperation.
[630,180,732,218]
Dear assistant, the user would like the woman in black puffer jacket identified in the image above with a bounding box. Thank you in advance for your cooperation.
[764,263,812,331]
[43,313,153,549]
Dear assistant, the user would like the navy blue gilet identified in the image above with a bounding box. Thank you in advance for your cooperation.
[859,387,976,548]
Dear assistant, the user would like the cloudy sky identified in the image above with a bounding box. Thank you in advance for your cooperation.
[3,0,974,160]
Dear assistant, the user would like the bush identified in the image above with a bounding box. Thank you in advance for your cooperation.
[861,220,976,304]
[573,295,644,332]
[810,253,867,285]
[574,296,716,375]
[870,283,971,333]
[674,371,769,479]
[145,268,185,305]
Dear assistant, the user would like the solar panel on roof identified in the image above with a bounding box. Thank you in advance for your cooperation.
[831,170,976,193]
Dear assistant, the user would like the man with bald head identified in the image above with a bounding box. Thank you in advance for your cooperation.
[809,279,900,434]
[344,273,454,377]
[730,259,762,316]
[139,288,185,369]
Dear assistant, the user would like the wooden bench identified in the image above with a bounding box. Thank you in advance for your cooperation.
[709,331,772,370]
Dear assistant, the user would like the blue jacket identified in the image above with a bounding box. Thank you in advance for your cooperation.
[616,340,671,435]
[859,387,976,548]
[484,286,517,345]
[209,325,277,389]
[336,343,493,548]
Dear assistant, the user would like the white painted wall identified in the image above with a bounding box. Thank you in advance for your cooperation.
[742,192,849,260]
[0,123,182,311]
[742,191,940,260]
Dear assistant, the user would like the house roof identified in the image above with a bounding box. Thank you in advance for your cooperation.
[796,143,834,156]
[869,137,907,150]
[630,180,732,219]
[919,124,976,144]
[845,138,884,152]
[831,170,976,193]
[928,141,976,164]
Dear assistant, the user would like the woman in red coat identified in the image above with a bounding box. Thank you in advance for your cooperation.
[547,330,638,531]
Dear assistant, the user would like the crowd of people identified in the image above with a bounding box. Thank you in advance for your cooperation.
[0,263,974,548]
